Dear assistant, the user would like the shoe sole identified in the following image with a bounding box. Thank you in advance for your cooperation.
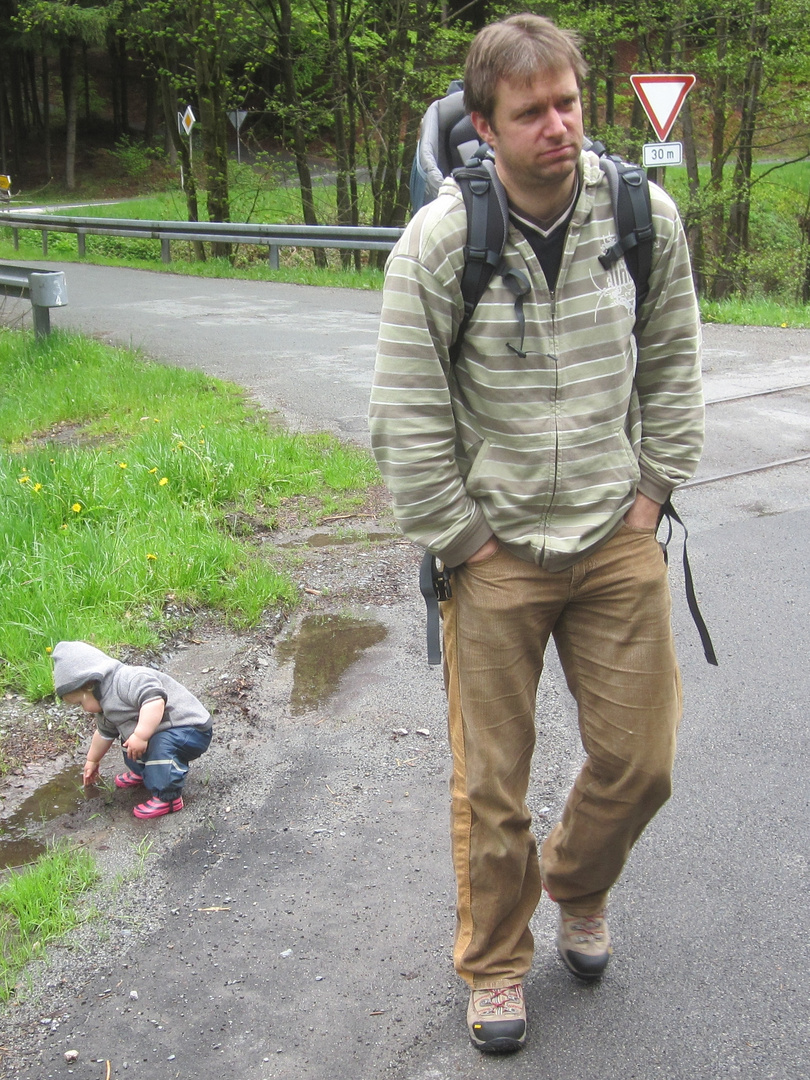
[471,1034,526,1054]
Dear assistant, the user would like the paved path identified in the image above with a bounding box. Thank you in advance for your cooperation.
[3,263,810,1080]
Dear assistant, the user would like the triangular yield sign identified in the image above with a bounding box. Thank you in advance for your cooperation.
[630,74,696,141]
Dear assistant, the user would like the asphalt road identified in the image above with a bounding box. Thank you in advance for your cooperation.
[2,264,810,1080]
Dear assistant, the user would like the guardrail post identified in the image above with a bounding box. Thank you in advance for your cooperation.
[41,230,48,255]
[268,244,279,270]
[77,231,86,257]
[161,238,171,263]
[28,270,68,338]
[12,227,19,251]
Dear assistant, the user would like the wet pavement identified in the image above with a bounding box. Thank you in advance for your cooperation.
[1,265,810,1079]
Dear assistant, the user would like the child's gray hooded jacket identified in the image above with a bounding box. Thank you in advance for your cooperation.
[52,640,211,743]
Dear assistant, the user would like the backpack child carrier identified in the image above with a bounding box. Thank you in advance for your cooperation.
[412,82,718,669]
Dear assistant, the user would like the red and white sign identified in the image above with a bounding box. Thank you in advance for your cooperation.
[630,74,696,142]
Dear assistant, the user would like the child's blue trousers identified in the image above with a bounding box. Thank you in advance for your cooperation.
[123,726,212,800]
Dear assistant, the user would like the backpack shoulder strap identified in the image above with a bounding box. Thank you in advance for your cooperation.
[451,155,508,362]
[450,154,530,363]
[597,155,654,314]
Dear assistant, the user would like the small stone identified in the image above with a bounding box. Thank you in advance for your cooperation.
[64,1050,79,1063]
[130,991,139,1001]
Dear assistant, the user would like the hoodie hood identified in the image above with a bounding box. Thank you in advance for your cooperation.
[52,641,121,697]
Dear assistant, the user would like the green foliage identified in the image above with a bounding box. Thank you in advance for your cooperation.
[0,841,99,1001]
[14,0,118,46]
[106,136,164,180]
[0,330,379,698]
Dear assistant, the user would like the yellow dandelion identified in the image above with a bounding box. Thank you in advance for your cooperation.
[33,482,43,492]
[118,461,128,469]
[18,476,30,484]
[159,477,169,486]
[148,467,158,474]
[176,441,185,449]
[71,503,82,513]
[45,646,53,654]
[61,524,68,530]
[146,553,158,561]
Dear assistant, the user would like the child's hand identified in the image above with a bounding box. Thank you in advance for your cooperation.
[83,760,100,787]
[124,733,149,760]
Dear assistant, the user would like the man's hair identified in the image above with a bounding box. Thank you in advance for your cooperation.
[464,13,587,122]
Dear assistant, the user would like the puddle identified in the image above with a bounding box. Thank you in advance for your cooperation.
[0,765,101,869]
[276,613,387,716]
[277,532,401,549]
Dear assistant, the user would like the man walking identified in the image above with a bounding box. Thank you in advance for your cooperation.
[369,13,703,1054]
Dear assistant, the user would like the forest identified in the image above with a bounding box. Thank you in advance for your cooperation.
[1,0,810,300]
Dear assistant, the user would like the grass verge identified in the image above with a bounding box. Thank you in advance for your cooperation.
[0,329,379,699]
[0,841,99,1001]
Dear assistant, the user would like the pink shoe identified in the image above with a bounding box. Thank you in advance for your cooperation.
[114,770,144,789]
[133,795,184,819]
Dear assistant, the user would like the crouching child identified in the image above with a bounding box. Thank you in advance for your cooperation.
[52,640,213,820]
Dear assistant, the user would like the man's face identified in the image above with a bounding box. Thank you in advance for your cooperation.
[471,65,584,202]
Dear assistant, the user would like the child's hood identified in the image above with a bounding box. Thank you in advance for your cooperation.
[52,641,121,697]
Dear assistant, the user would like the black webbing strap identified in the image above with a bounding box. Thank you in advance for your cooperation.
[419,550,452,667]
[597,161,654,314]
[660,498,719,666]
[450,155,511,365]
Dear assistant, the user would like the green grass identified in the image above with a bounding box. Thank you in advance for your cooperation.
[0,165,387,287]
[0,329,379,699]
[0,841,99,1001]
[700,296,810,328]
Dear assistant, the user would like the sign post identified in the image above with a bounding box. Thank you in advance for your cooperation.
[630,74,695,173]
[227,110,248,165]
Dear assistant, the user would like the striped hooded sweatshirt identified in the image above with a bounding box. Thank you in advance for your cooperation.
[369,148,704,571]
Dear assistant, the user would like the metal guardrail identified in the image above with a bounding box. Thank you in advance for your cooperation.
[0,262,68,336]
[0,210,405,269]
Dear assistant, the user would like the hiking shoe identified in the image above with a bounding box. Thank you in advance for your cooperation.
[557,907,612,980]
[114,770,144,789]
[133,795,183,819]
[467,983,526,1053]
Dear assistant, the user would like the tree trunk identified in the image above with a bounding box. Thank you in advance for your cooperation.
[604,47,615,129]
[326,0,352,267]
[724,0,771,296]
[60,42,77,190]
[159,72,205,261]
[272,0,326,266]
[706,11,730,298]
[192,24,231,258]
[42,54,51,179]
[680,97,704,295]
[343,4,361,269]
[144,73,158,143]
